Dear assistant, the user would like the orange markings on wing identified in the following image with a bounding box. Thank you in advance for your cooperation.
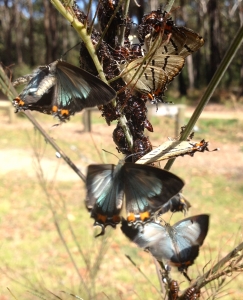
[170,260,193,267]
[14,97,25,106]
[165,24,173,32]
[147,93,154,100]
[127,213,136,222]
[96,214,107,224]
[154,88,163,96]
[112,215,121,223]
[60,109,70,116]
[127,211,151,222]
[139,211,150,221]
[52,106,58,112]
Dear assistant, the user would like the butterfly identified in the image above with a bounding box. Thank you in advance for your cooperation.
[136,139,214,165]
[85,161,184,236]
[138,9,204,58]
[13,60,116,121]
[155,26,204,58]
[120,54,185,104]
[121,214,209,275]
[158,193,191,215]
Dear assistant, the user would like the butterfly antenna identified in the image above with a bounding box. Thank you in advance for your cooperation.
[182,269,192,282]
[61,42,81,59]
[168,212,174,223]
[102,149,120,160]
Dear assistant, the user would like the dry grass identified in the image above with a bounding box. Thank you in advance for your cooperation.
[0,107,243,299]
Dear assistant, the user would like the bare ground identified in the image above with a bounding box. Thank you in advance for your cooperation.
[0,104,242,180]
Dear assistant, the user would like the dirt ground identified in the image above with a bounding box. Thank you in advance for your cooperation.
[0,103,242,180]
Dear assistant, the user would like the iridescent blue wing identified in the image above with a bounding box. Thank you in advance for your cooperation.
[122,163,184,224]
[121,220,173,260]
[85,164,124,235]
[162,214,209,270]
[13,66,56,114]
[121,215,209,271]
[13,60,116,122]
[19,68,49,100]
[173,214,209,247]
[55,61,116,113]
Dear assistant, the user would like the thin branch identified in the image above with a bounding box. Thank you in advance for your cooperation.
[165,0,176,13]
[178,242,243,299]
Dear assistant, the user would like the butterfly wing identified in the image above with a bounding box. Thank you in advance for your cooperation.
[159,193,191,215]
[121,215,209,270]
[85,164,124,235]
[13,67,56,112]
[121,220,174,260]
[173,214,209,246]
[166,214,209,268]
[18,68,49,101]
[122,163,184,223]
[121,55,184,96]
[177,27,204,58]
[158,26,204,57]
[159,29,187,55]
[150,55,185,83]
[55,61,116,113]
[120,59,167,94]
[14,61,116,121]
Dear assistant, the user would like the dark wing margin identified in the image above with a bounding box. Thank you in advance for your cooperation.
[85,164,124,236]
[56,61,116,111]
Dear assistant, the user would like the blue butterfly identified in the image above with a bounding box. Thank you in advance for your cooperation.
[121,214,209,275]
[13,60,116,121]
[85,161,184,236]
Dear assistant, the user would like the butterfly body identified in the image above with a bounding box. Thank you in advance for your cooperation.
[136,139,212,165]
[159,193,191,215]
[86,161,184,236]
[13,60,116,121]
[121,214,209,272]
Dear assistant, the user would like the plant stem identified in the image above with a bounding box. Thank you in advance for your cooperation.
[165,0,176,12]
[51,0,134,149]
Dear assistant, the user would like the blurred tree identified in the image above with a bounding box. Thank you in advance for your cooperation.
[207,0,221,81]
[0,0,242,96]
[43,0,58,62]
[27,0,34,66]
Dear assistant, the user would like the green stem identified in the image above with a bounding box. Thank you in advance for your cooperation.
[165,0,176,13]
[118,0,130,46]
[164,24,243,171]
